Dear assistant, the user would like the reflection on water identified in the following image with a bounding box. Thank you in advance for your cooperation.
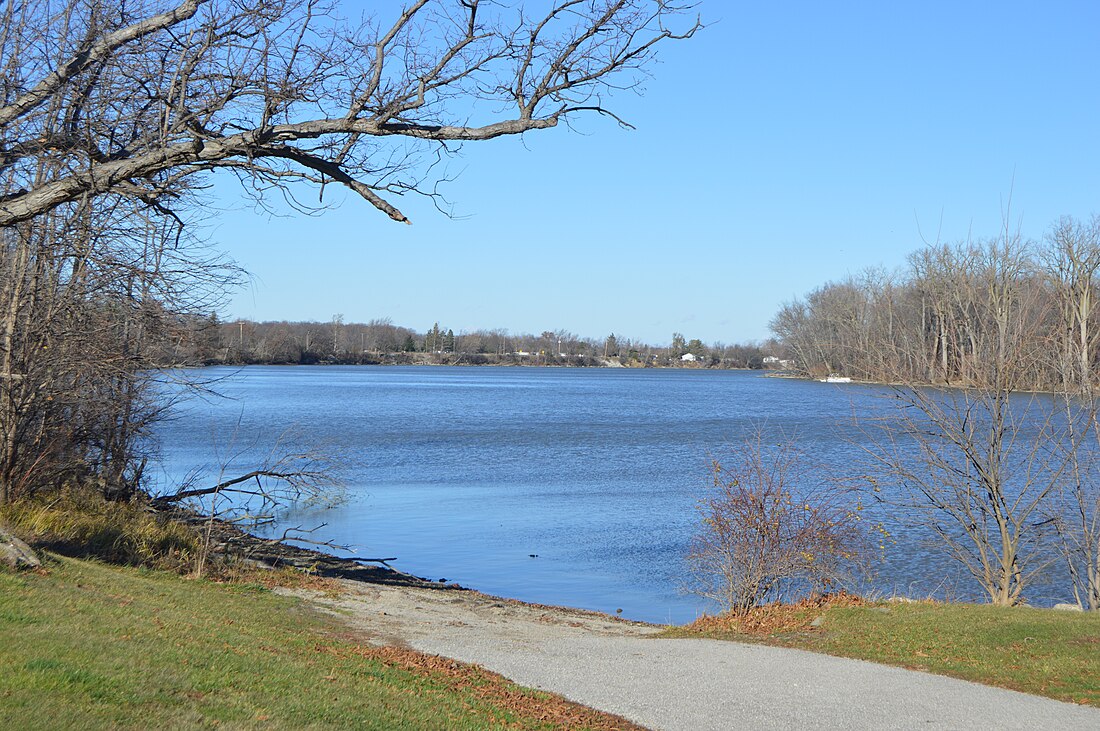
[153,366,1074,623]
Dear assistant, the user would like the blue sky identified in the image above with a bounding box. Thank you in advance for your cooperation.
[211,1,1100,344]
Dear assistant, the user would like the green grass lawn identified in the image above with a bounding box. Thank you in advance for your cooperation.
[665,599,1100,706]
[0,556,638,730]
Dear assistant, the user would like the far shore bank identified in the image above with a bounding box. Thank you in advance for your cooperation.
[192,358,772,372]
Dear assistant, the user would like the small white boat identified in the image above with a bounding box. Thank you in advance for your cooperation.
[820,375,852,383]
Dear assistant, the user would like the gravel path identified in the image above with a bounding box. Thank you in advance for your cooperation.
[288,581,1100,731]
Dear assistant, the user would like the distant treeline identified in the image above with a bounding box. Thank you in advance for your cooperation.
[771,215,1100,391]
[172,316,783,370]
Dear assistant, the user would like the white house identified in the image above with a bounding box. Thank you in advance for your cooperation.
[680,353,697,362]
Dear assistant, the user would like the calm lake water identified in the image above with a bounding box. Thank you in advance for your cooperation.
[152,365,1072,623]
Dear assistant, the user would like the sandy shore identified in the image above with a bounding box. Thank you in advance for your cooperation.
[281,578,657,648]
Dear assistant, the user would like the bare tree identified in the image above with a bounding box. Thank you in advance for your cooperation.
[330,313,344,356]
[687,434,869,615]
[1044,399,1100,610]
[773,216,1100,606]
[1042,215,1100,393]
[865,233,1062,606]
[867,388,1068,606]
[0,0,699,227]
[0,198,235,505]
[1044,214,1100,610]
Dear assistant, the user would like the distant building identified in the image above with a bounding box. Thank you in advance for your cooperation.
[763,355,794,369]
[681,353,697,362]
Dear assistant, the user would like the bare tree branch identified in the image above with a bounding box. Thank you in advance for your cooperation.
[0,0,699,227]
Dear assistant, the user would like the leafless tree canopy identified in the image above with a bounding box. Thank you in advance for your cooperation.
[772,216,1100,392]
[0,0,698,226]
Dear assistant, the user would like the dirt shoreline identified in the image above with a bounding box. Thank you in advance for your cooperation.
[284,577,659,652]
[161,504,649,626]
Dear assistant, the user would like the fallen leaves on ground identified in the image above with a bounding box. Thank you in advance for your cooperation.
[315,643,647,730]
[685,592,869,636]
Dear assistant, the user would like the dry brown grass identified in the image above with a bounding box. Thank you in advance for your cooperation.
[0,487,200,570]
[0,488,351,599]
[196,561,346,594]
